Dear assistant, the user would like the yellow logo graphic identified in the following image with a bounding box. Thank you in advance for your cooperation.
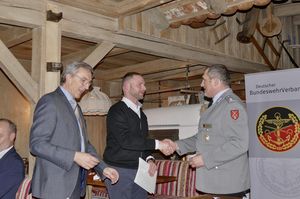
[256,107,300,152]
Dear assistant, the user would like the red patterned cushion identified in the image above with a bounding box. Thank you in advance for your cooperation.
[92,160,198,198]
[92,186,109,198]
[155,160,198,197]
[15,176,32,199]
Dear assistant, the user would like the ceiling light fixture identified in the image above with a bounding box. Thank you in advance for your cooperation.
[79,87,112,115]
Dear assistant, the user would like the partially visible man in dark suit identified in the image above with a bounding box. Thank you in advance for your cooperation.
[30,61,119,199]
[0,118,25,199]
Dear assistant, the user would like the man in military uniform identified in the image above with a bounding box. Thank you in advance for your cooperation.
[169,64,250,198]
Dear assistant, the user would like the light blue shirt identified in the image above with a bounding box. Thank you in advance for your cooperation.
[59,86,85,152]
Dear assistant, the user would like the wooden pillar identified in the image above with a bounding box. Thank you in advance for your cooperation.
[28,3,62,176]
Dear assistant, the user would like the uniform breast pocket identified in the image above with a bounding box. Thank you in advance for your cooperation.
[201,127,224,146]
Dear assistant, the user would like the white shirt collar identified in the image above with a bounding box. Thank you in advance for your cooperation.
[212,88,230,105]
[0,146,13,159]
[122,97,142,118]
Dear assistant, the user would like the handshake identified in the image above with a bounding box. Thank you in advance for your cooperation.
[158,139,178,156]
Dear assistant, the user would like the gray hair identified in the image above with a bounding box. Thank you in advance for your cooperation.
[207,64,231,87]
[0,118,17,134]
[60,61,94,85]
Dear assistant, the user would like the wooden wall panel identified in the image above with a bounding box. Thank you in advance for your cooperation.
[0,69,31,158]
[85,116,107,158]
[84,80,109,157]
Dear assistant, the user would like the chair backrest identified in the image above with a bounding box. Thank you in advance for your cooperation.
[15,176,32,199]
[155,160,199,197]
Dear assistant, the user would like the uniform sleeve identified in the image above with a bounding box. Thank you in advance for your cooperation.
[175,133,198,156]
[202,101,249,169]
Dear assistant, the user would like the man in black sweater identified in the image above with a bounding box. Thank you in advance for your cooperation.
[103,72,172,199]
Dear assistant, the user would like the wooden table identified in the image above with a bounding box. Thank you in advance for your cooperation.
[87,172,177,187]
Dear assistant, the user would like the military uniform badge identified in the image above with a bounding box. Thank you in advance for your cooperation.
[231,109,239,120]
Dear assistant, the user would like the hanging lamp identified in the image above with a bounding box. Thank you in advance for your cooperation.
[79,86,112,115]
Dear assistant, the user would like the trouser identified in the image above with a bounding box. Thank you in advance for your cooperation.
[104,166,147,199]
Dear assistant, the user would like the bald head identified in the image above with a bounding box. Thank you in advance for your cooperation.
[122,72,146,104]
[0,118,17,151]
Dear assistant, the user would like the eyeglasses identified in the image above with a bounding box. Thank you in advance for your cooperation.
[73,74,93,86]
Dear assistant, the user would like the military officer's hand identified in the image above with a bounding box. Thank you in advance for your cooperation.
[158,139,172,156]
[188,154,204,168]
[148,160,158,176]
[158,139,177,156]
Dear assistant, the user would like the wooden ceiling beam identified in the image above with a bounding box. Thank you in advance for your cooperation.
[45,0,173,17]
[230,73,245,82]
[50,1,118,31]
[84,41,115,68]
[274,3,300,17]
[0,40,38,103]
[145,65,206,82]
[116,30,270,73]
[4,30,32,48]
[0,0,44,28]
[107,48,131,57]
[49,0,116,17]
[62,20,269,73]
[96,58,190,80]
[62,46,96,67]
[144,68,187,82]
[61,44,124,68]
[117,0,174,16]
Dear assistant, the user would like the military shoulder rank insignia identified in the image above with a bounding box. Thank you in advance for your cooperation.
[231,109,239,120]
[225,96,236,103]
[256,106,300,152]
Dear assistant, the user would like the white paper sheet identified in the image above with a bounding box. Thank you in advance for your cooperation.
[134,157,157,194]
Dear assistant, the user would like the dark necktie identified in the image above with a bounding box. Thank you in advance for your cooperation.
[208,100,213,108]
[74,104,86,193]
[74,104,85,152]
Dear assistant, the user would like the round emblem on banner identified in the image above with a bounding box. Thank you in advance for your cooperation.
[256,106,300,152]
[256,158,300,197]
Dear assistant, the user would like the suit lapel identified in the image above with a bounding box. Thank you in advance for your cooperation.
[55,88,87,149]
[0,147,14,163]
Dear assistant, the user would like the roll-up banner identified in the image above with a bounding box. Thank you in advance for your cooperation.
[245,68,300,199]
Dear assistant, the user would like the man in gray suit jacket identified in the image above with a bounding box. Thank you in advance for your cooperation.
[167,64,250,198]
[30,62,119,199]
